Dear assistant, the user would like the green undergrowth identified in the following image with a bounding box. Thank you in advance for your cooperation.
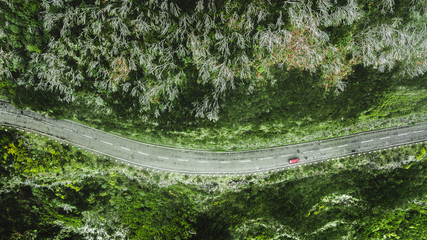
[0,0,426,152]
[1,126,426,239]
[0,93,8,101]
[59,69,427,151]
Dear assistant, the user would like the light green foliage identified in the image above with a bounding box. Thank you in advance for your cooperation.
[358,202,427,239]
[416,147,426,160]
[1,132,64,175]
[25,44,41,53]
[0,0,426,152]
[195,144,427,239]
[111,185,196,239]
[62,68,427,151]
[0,127,197,239]
[0,127,426,239]
[0,0,426,236]
[1,0,425,122]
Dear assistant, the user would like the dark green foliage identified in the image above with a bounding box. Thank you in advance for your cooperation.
[0,0,45,51]
[0,128,197,239]
[112,185,196,239]
[0,1,425,238]
[1,128,426,239]
[0,0,425,123]
[0,0,424,153]
[221,64,396,123]
[194,162,427,239]
[358,203,427,239]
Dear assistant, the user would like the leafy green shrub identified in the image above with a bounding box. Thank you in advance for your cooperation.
[416,147,426,160]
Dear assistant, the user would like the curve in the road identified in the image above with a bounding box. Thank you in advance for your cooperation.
[1,101,426,175]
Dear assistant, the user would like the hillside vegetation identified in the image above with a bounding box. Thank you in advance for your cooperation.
[0,0,426,150]
[1,126,426,239]
[1,1,426,238]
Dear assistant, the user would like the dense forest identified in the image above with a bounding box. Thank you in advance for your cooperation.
[1,126,426,239]
[0,1,426,238]
[0,0,425,122]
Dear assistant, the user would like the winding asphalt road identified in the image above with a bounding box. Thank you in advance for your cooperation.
[1,100,426,175]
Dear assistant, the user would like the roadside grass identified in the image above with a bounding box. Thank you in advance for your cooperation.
[0,93,8,101]
[4,66,424,151]
[2,125,426,239]
[4,124,425,190]
[36,124,425,239]
[194,143,427,239]
[63,69,427,151]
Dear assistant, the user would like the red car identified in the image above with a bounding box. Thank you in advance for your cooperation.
[289,157,300,164]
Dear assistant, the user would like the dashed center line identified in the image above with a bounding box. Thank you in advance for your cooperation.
[412,130,424,133]
[100,140,113,145]
[44,122,55,127]
[2,109,425,174]
[238,160,252,163]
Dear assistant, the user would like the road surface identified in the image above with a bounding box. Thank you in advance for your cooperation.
[1,101,426,175]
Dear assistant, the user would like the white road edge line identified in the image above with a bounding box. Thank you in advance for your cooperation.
[361,139,374,143]
[338,144,348,148]
[380,136,390,140]
[198,160,209,163]
[100,140,113,145]
[44,122,55,127]
[138,151,149,156]
[177,159,189,162]
[2,110,425,174]
[320,147,332,151]
[398,133,408,136]
[158,156,169,160]
[259,157,273,160]
[221,161,231,164]
[21,115,33,120]
[238,160,252,163]
[120,147,131,151]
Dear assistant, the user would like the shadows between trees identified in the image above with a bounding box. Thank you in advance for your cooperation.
[193,161,426,239]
